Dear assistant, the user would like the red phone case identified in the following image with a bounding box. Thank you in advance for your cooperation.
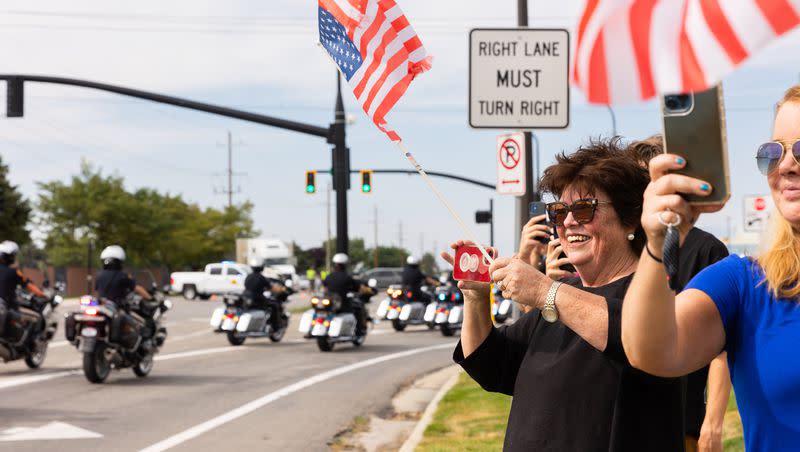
[453,245,496,282]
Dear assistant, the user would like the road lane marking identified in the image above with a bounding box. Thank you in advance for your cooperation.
[154,346,246,362]
[0,422,102,442]
[0,371,80,390]
[139,342,456,452]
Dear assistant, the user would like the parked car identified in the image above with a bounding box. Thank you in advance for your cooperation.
[170,262,251,300]
[358,267,403,290]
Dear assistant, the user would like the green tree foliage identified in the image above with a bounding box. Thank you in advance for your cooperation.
[0,154,32,244]
[37,161,256,269]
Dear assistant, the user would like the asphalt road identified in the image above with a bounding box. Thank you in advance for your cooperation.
[0,293,457,451]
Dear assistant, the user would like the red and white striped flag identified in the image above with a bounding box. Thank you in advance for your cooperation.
[573,0,800,104]
[318,0,432,141]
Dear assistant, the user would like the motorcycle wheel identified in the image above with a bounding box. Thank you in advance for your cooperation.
[269,327,286,343]
[24,339,48,369]
[440,324,455,337]
[316,337,334,352]
[352,334,366,347]
[133,352,154,377]
[83,343,111,384]
[227,331,246,346]
[391,319,406,332]
[427,322,436,330]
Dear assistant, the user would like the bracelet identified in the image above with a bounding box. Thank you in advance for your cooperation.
[645,243,663,263]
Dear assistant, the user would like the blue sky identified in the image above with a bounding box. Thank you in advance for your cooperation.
[0,0,798,264]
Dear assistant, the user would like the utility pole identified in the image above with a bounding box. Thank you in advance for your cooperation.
[490,199,495,247]
[326,182,332,272]
[215,131,243,208]
[515,0,538,252]
[398,220,403,249]
[331,72,350,255]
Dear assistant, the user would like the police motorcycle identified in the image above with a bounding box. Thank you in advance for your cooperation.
[424,276,463,337]
[491,284,514,324]
[210,278,293,346]
[0,281,64,369]
[299,278,376,352]
[376,284,435,332]
[65,284,172,383]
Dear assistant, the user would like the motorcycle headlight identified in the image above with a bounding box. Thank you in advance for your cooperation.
[311,297,319,305]
[322,299,331,306]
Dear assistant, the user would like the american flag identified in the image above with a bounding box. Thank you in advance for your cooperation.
[573,0,800,104]
[318,0,431,141]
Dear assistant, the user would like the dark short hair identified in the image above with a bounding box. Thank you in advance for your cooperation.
[540,137,649,255]
[626,134,664,167]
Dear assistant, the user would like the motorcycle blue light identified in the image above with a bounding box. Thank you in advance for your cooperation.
[439,294,446,301]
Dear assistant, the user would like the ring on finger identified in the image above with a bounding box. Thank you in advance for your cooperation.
[657,209,681,228]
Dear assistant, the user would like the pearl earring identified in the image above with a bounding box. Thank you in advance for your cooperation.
[627,233,635,241]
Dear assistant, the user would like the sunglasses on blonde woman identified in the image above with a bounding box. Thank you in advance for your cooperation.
[756,139,800,175]
[546,198,612,226]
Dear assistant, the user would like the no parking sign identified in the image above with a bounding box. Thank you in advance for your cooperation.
[496,132,526,196]
[743,195,773,232]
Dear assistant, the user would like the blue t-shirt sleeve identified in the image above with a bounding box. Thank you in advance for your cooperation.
[685,255,746,340]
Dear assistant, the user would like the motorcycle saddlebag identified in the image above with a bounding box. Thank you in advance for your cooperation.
[111,312,141,349]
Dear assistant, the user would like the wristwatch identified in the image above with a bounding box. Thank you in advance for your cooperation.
[541,281,562,323]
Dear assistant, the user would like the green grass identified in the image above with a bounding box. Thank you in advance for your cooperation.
[416,372,511,452]
[418,372,746,451]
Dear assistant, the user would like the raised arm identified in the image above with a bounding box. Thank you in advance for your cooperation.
[441,241,492,356]
[622,154,726,376]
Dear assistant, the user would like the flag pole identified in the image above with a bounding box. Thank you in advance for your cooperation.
[395,141,496,265]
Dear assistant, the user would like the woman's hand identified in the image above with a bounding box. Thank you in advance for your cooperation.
[545,238,577,280]
[517,214,550,267]
[440,240,492,301]
[643,154,724,252]
[489,257,548,309]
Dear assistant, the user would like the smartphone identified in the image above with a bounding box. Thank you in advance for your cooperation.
[529,201,549,245]
[551,226,576,273]
[453,245,497,282]
[661,84,731,205]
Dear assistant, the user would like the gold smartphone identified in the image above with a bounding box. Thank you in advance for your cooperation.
[661,84,731,205]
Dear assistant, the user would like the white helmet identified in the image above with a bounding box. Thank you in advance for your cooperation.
[406,255,420,266]
[0,241,19,256]
[100,245,126,262]
[249,257,264,269]
[332,253,349,265]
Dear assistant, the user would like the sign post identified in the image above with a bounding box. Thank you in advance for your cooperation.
[496,132,527,196]
[743,195,773,232]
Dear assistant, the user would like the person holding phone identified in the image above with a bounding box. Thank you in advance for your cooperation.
[445,139,685,452]
[622,85,800,451]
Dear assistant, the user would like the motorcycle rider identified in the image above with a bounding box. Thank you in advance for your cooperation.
[95,245,156,341]
[0,241,45,337]
[401,256,438,303]
[323,253,369,335]
[244,258,285,332]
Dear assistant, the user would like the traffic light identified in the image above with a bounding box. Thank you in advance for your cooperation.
[6,77,23,118]
[305,170,317,194]
[475,210,492,223]
[360,170,373,193]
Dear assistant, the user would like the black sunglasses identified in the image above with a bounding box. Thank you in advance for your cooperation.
[756,140,800,175]
[546,198,612,226]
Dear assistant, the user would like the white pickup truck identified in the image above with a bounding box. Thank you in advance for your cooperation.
[170,262,251,300]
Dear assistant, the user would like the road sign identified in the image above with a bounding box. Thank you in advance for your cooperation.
[469,28,570,129]
[496,132,526,196]
[743,195,773,232]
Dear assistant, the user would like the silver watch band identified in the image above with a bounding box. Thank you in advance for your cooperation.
[545,281,562,311]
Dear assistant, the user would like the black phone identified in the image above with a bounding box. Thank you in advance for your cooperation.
[551,225,576,274]
[662,84,731,205]
[529,201,549,245]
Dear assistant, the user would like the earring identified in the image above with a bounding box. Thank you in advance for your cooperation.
[627,233,635,241]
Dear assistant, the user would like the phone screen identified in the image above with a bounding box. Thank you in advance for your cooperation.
[529,201,549,245]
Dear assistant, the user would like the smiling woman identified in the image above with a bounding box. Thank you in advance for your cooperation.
[446,138,689,451]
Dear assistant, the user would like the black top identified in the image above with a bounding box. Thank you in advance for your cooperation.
[401,266,426,289]
[454,275,684,452]
[678,228,729,437]
[323,270,360,300]
[0,264,27,308]
[244,272,270,303]
[95,269,136,303]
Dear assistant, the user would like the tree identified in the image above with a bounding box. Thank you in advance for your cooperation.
[421,252,440,275]
[0,154,32,244]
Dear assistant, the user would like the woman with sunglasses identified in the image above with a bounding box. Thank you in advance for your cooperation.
[444,139,685,451]
[622,85,800,451]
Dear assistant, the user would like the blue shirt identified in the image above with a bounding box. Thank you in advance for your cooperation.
[686,255,800,451]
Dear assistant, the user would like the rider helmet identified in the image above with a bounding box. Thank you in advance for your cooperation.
[406,255,420,266]
[249,257,264,272]
[100,245,126,269]
[332,253,349,265]
[0,241,19,263]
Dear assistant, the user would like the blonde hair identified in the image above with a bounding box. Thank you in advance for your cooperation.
[757,84,800,299]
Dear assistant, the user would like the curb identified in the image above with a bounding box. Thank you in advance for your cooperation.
[398,366,461,452]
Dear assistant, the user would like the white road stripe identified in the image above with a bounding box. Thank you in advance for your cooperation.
[154,347,245,362]
[0,371,80,390]
[139,342,455,452]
